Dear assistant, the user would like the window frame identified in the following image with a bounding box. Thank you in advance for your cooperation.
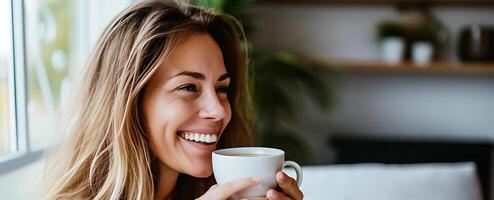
[0,0,43,176]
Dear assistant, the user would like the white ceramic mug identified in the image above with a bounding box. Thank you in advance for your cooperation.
[212,147,303,199]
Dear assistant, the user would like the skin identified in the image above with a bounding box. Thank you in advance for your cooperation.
[141,32,303,200]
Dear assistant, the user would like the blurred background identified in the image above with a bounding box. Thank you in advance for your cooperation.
[1,0,493,199]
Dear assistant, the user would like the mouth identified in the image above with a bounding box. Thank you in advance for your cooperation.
[177,131,218,145]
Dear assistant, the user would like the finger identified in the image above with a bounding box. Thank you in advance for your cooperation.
[276,171,303,200]
[210,177,261,200]
[197,185,217,200]
[266,189,291,200]
[207,184,218,191]
[240,197,268,200]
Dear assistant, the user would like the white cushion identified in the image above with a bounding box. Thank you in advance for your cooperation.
[285,162,482,200]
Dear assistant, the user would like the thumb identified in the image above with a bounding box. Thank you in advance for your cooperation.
[198,177,260,200]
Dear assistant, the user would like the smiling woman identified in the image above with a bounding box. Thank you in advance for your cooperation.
[42,1,254,199]
[141,33,236,198]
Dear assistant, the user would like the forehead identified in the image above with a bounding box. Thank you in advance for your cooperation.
[158,32,226,78]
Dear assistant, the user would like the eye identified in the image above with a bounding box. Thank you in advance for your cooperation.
[177,84,197,92]
[216,85,229,94]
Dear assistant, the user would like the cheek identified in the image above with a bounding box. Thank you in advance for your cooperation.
[145,97,197,149]
[162,100,196,125]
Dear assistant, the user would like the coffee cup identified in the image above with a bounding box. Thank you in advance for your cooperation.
[212,147,303,199]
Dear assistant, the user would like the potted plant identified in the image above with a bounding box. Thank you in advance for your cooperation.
[376,21,407,64]
[410,24,438,66]
[249,51,336,164]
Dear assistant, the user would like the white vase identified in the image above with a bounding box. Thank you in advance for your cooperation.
[380,37,404,65]
[412,42,433,67]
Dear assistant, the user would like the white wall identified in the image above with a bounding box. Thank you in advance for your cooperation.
[324,74,494,140]
[251,5,396,61]
[251,5,494,61]
[0,160,44,200]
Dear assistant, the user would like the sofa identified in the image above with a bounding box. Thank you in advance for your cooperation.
[294,162,482,200]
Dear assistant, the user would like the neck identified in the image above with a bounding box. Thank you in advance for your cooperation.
[156,163,179,200]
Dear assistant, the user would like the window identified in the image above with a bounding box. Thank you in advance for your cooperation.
[25,0,83,149]
[0,0,133,175]
[0,0,14,157]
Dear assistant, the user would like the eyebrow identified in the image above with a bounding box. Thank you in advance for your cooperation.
[171,71,230,81]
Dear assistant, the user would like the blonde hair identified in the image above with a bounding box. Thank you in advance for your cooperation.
[43,0,252,199]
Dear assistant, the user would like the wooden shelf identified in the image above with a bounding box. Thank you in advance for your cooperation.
[332,61,494,76]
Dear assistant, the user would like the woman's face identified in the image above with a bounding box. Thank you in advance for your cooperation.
[142,32,232,177]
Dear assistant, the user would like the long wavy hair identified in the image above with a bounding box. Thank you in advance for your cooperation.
[42,0,252,199]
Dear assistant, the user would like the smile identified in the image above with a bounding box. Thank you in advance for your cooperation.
[178,131,218,144]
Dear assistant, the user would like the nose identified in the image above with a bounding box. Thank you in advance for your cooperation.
[198,90,227,121]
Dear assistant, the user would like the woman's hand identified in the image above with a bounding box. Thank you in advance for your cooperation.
[266,171,304,200]
[196,177,260,200]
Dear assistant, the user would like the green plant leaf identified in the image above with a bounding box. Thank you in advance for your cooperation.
[261,129,313,165]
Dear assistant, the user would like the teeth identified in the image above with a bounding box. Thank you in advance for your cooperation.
[180,131,217,143]
[194,133,200,142]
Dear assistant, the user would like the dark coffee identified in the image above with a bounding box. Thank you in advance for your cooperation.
[223,153,269,157]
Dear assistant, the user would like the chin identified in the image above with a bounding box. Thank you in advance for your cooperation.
[187,164,213,178]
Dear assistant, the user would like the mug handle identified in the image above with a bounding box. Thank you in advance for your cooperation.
[282,160,303,186]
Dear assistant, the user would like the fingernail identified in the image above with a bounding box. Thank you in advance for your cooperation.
[277,171,285,180]
[251,177,261,183]
[267,189,277,198]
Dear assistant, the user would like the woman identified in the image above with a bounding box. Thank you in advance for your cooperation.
[43,0,303,200]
